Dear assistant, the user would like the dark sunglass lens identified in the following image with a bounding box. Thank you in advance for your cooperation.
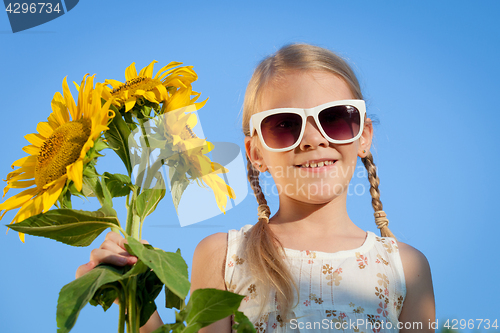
[261,113,302,149]
[319,105,360,141]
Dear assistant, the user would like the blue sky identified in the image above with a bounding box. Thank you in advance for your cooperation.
[1,1,499,332]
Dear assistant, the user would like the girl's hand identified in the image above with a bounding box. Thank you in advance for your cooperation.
[75,231,144,279]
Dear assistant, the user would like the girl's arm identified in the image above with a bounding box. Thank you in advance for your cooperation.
[398,242,436,332]
[75,232,163,333]
[190,232,232,333]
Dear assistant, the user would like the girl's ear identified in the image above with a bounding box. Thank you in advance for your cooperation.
[245,136,268,172]
[358,118,374,158]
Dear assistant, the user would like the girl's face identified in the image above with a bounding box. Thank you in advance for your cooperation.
[245,70,373,205]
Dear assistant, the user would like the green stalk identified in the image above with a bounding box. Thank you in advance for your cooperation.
[118,291,126,333]
[126,188,139,239]
[127,276,140,333]
[134,119,152,189]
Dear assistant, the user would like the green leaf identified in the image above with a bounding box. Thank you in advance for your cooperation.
[104,108,133,175]
[233,311,256,333]
[165,286,184,310]
[93,137,109,152]
[151,290,254,333]
[99,176,114,208]
[183,289,246,331]
[89,283,119,311]
[82,175,101,199]
[57,263,147,333]
[6,209,120,247]
[125,237,190,299]
[151,323,186,333]
[135,188,166,221]
[104,172,132,198]
[137,269,164,327]
[171,178,190,212]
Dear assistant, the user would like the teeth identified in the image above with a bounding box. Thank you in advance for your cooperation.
[299,160,335,168]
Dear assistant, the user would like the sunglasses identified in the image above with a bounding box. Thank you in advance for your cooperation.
[249,99,366,152]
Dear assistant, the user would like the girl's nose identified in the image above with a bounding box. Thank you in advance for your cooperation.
[299,117,329,150]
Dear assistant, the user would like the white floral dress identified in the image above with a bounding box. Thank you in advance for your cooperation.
[224,224,406,333]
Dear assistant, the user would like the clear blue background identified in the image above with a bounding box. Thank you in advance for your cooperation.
[1,1,499,332]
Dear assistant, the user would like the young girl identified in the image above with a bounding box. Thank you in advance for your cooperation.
[77,43,435,333]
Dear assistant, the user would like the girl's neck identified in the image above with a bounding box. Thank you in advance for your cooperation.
[270,192,361,236]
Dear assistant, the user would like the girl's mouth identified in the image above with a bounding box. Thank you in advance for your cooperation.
[295,160,337,169]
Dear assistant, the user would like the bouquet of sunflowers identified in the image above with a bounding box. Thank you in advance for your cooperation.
[0,61,255,333]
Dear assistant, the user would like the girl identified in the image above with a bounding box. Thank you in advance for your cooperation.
[77,43,435,333]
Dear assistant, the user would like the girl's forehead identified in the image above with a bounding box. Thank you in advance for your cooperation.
[258,70,354,112]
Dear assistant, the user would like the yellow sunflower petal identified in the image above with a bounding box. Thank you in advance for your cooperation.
[6,166,35,180]
[22,145,40,156]
[193,97,208,111]
[8,170,35,182]
[24,133,45,147]
[42,179,65,212]
[62,77,78,120]
[125,63,138,81]
[172,135,181,146]
[134,89,147,96]
[139,60,157,78]
[155,62,183,79]
[155,84,169,102]
[5,180,36,189]
[200,173,235,214]
[37,121,53,138]
[11,155,37,168]
[124,98,136,112]
[0,187,39,213]
[14,193,43,223]
[143,91,158,104]
[50,91,70,126]
[67,159,83,191]
[105,79,124,89]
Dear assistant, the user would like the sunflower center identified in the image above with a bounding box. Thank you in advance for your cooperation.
[181,125,198,140]
[111,77,163,95]
[35,118,92,188]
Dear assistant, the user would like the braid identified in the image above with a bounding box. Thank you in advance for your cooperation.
[362,152,396,239]
[244,155,298,320]
[246,156,271,223]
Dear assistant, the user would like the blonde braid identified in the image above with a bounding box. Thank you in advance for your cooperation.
[244,155,298,320]
[362,152,396,239]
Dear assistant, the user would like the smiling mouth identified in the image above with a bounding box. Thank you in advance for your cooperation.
[296,160,337,168]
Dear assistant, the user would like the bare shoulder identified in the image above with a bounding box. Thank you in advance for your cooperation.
[194,232,228,256]
[191,232,232,332]
[397,241,432,282]
[395,241,436,331]
[191,232,228,291]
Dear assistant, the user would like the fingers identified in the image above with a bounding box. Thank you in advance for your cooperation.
[75,261,96,279]
[76,231,152,279]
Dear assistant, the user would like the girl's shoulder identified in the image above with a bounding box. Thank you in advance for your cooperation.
[191,232,229,291]
[396,240,432,284]
[393,240,435,326]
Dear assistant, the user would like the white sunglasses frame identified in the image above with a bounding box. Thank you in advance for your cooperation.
[249,99,366,152]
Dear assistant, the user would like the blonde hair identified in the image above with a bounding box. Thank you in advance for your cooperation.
[241,43,395,321]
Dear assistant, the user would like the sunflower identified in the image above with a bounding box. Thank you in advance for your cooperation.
[159,99,236,213]
[0,75,114,242]
[103,60,198,112]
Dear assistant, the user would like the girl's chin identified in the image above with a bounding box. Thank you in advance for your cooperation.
[282,187,349,205]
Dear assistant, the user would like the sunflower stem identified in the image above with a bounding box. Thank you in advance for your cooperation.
[134,120,152,189]
[118,289,126,333]
[142,157,164,191]
[126,276,140,333]
[125,188,139,239]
